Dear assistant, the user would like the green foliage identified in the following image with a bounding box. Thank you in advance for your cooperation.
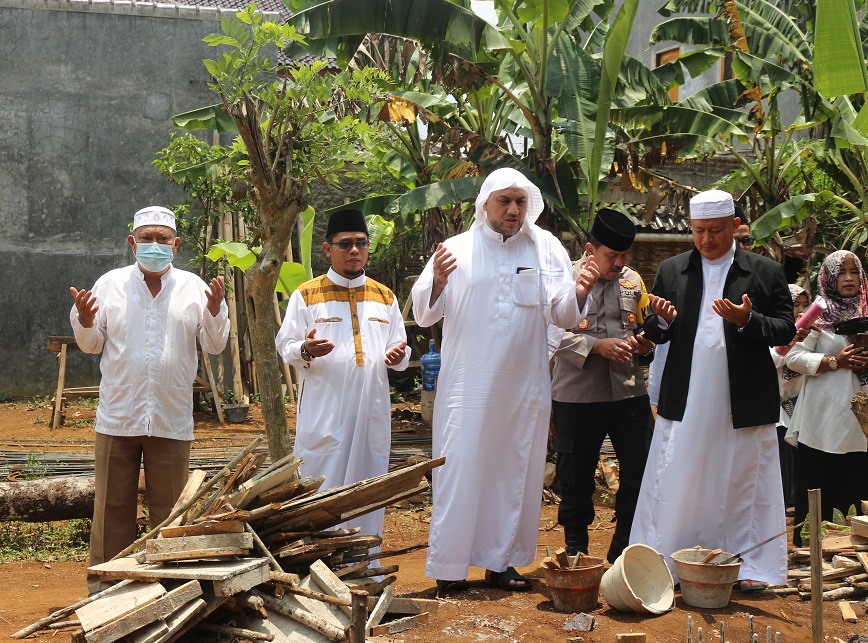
[0,391,12,403]
[0,520,91,563]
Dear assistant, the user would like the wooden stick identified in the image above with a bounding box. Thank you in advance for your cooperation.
[111,436,264,560]
[269,570,302,588]
[277,584,353,608]
[246,523,282,572]
[12,579,135,639]
[343,564,399,580]
[809,488,823,643]
[370,575,398,595]
[253,590,345,642]
[348,590,368,643]
[197,623,274,641]
[340,542,428,565]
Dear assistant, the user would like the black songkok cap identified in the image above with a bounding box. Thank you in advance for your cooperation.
[590,208,636,252]
[326,209,369,239]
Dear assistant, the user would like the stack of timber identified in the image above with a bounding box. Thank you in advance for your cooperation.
[782,506,868,602]
[13,436,444,642]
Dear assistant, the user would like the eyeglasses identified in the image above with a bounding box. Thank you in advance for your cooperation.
[329,239,370,250]
[738,236,754,246]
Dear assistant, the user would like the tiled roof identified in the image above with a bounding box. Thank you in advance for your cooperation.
[173,0,290,19]
[176,0,340,69]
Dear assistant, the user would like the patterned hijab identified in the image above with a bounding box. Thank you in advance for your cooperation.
[788,284,810,304]
[814,250,868,335]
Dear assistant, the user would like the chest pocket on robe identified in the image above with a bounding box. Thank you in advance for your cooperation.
[513,272,540,307]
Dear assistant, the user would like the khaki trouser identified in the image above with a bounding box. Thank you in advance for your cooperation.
[87,434,190,593]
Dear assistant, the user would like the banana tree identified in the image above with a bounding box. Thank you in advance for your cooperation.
[287,0,644,233]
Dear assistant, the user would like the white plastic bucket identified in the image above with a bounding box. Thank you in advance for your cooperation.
[601,543,674,614]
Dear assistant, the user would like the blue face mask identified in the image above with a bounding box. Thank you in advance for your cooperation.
[135,242,174,273]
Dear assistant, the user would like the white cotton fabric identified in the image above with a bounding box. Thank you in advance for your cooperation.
[411,218,586,581]
[784,329,867,453]
[275,269,410,539]
[630,246,787,586]
[70,264,229,441]
[133,206,176,231]
[689,189,735,219]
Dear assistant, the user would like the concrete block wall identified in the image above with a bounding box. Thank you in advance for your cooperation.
[0,0,275,394]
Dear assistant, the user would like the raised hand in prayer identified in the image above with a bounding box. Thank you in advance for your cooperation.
[304,328,335,358]
[429,243,457,307]
[648,294,678,324]
[575,257,600,308]
[205,276,225,317]
[385,341,408,366]
[712,293,751,328]
[70,287,99,328]
[593,337,634,363]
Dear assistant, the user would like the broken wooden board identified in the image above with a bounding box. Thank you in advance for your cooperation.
[228,460,302,509]
[144,547,252,563]
[259,458,443,534]
[158,520,245,539]
[84,581,202,643]
[851,515,868,539]
[309,560,352,618]
[365,586,393,632]
[598,458,619,492]
[840,600,858,623]
[370,612,429,637]
[146,532,253,556]
[167,470,208,527]
[364,596,438,616]
[88,557,270,597]
[152,596,221,643]
[76,582,166,632]
[128,618,168,643]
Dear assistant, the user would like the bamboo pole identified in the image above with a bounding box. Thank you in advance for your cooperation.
[809,488,823,643]
[222,206,244,403]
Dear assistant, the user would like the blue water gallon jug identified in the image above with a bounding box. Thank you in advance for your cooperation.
[420,339,441,391]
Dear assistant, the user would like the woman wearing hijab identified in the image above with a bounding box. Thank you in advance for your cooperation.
[786,251,868,544]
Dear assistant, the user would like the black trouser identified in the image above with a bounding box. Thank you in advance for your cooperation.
[793,442,868,546]
[776,425,798,508]
[553,396,651,548]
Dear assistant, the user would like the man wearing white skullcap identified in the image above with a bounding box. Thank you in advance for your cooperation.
[411,167,600,593]
[629,188,795,591]
[69,206,229,593]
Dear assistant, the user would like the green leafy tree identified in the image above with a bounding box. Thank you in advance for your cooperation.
[182,5,388,460]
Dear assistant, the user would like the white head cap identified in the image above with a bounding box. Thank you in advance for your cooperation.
[474,168,545,228]
[133,206,176,231]
[689,189,735,220]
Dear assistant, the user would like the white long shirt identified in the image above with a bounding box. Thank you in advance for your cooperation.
[411,222,586,580]
[70,264,229,441]
[275,269,409,538]
[784,329,868,453]
[630,245,787,586]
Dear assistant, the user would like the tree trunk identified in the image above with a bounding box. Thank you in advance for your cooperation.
[0,477,95,522]
[243,198,303,462]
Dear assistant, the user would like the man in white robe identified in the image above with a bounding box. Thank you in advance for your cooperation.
[276,209,410,540]
[630,189,795,589]
[411,168,599,592]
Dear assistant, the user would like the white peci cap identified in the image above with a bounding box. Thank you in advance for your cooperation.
[689,189,735,219]
[133,206,176,231]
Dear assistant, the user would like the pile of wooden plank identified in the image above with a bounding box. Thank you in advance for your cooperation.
[780,503,868,603]
[13,436,444,642]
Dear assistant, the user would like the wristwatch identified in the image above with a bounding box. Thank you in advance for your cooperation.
[300,342,314,362]
[828,355,838,370]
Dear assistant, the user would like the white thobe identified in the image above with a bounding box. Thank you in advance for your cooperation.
[275,269,409,539]
[629,248,787,585]
[70,264,230,441]
[412,223,585,581]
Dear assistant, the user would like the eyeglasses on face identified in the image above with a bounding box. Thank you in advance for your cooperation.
[330,239,370,250]
[738,236,754,246]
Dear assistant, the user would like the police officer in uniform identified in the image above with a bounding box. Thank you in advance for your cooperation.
[551,208,654,563]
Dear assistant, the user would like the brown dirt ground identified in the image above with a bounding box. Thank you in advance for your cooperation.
[1,399,867,642]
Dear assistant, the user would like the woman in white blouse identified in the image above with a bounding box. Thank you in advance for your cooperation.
[785,250,868,545]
